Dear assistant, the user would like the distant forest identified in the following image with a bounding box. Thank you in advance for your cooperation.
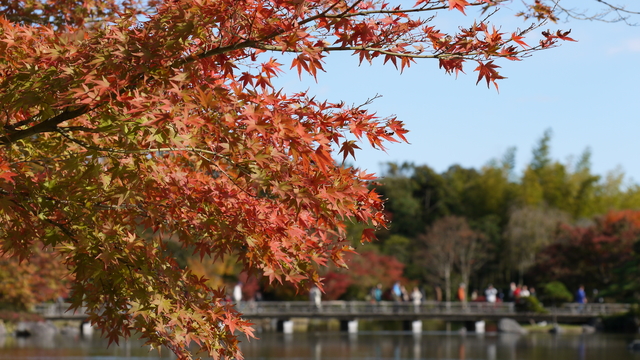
[317,129,640,304]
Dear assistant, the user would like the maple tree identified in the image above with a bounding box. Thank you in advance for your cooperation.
[322,249,405,300]
[1,0,580,359]
[531,210,640,298]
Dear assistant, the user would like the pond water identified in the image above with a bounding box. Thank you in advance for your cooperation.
[1,331,640,360]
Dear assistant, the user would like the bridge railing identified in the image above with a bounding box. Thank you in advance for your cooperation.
[555,303,631,315]
[33,300,632,319]
[237,300,515,316]
[34,302,89,318]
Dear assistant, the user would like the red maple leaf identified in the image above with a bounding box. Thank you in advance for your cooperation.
[475,61,506,91]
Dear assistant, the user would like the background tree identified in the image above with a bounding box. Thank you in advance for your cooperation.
[418,216,467,302]
[504,205,568,284]
[376,163,427,239]
[530,210,640,297]
[370,125,640,298]
[454,222,489,299]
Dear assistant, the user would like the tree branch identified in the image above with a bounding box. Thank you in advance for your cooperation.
[553,0,640,25]
[0,106,90,145]
[0,0,515,146]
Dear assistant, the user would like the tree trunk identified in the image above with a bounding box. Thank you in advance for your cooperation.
[445,268,451,303]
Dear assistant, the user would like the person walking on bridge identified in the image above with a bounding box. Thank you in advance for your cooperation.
[485,284,497,304]
[457,283,467,309]
[309,285,322,311]
[576,285,587,312]
[411,287,423,312]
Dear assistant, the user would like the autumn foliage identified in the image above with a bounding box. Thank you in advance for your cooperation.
[0,0,574,358]
[0,245,71,310]
[322,250,405,300]
[531,210,640,299]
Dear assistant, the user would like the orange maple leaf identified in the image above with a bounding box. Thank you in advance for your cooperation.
[448,0,470,14]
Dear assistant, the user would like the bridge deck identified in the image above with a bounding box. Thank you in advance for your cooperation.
[34,301,630,323]
[237,301,629,323]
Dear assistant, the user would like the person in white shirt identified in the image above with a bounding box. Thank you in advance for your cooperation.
[233,282,243,303]
[485,284,498,303]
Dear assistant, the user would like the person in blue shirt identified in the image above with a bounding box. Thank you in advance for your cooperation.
[576,285,587,303]
[576,285,587,312]
[373,283,383,303]
[392,282,402,302]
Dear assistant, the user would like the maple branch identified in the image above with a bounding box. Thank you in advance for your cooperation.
[191,151,258,199]
[0,0,542,153]
[315,1,495,20]
[0,1,494,145]
[321,5,448,19]
[357,94,383,108]
[0,187,79,244]
[181,1,494,66]
[56,128,230,159]
[595,0,640,14]
[0,183,152,222]
[337,0,365,18]
[253,43,455,59]
[551,0,639,25]
[44,218,79,244]
[58,126,104,133]
[55,128,257,197]
[0,106,91,146]
[3,15,55,26]
[313,0,343,19]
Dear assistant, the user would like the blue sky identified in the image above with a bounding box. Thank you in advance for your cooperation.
[270,2,640,183]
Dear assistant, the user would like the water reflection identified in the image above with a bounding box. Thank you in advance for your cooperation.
[239,331,640,360]
[0,331,639,359]
[487,342,496,360]
[0,332,175,359]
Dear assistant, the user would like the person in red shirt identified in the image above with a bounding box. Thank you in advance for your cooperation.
[514,284,522,299]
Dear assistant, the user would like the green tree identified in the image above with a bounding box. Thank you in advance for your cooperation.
[377,163,425,238]
[531,129,553,173]
[520,131,603,218]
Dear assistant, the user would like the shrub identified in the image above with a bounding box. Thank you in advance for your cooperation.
[542,281,573,304]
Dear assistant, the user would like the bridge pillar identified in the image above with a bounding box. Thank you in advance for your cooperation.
[340,319,358,333]
[463,320,485,333]
[403,320,422,333]
[411,320,422,333]
[283,320,294,334]
[80,321,94,337]
[276,319,294,334]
